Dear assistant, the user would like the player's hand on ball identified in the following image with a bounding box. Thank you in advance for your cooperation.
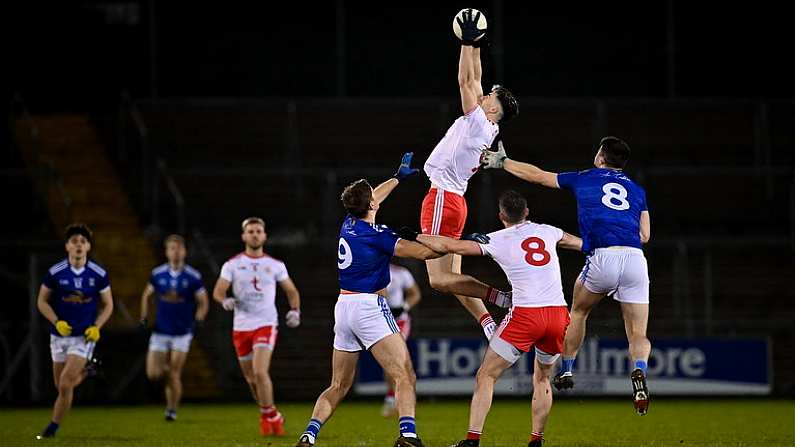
[397,226,419,242]
[222,298,236,311]
[55,320,72,336]
[480,140,508,169]
[456,8,486,46]
[393,152,420,181]
[84,325,100,342]
[285,309,301,328]
[461,232,490,244]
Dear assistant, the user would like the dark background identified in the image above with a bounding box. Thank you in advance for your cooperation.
[3,1,795,405]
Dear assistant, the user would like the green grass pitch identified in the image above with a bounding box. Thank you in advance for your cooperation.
[3,399,794,446]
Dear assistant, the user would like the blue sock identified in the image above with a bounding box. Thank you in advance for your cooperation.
[562,357,575,373]
[303,418,323,441]
[399,416,417,438]
[634,359,648,375]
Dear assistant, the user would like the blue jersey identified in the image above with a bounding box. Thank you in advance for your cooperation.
[149,264,205,335]
[337,215,401,293]
[42,259,110,337]
[557,168,648,253]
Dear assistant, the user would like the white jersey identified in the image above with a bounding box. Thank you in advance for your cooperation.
[479,221,567,308]
[220,252,289,330]
[386,264,416,309]
[424,105,499,195]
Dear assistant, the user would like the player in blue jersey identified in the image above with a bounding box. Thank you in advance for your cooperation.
[296,153,469,447]
[139,234,209,421]
[35,224,114,438]
[480,137,652,415]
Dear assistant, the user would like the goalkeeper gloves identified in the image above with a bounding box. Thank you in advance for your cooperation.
[54,320,72,337]
[480,140,508,169]
[456,8,487,46]
[285,309,301,328]
[393,152,419,181]
[84,325,100,342]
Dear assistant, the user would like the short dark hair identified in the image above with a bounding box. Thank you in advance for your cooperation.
[492,85,519,122]
[241,217,266,231]
[498,190,528,224]
[64,223,93,244]
[599,136,631,169]
[341,179,373,218]
[164,234,185,247]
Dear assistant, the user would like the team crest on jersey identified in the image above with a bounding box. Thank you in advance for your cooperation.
[170,279,178,289]
[251,263,258,271]
[59,279,69,285]
[73,278,83,289]
[158,278,167,285]
[182,279,189,288]
[88,278,95,287]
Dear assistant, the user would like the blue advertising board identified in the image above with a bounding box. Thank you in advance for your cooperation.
[354,337,771,396]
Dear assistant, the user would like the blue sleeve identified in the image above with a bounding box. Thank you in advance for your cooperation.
[98,273,110,291]
[149,273,157,287]
[639,188,649,211]
[557,171,579,190]
[42,272,56,290]
[373,229,401,255]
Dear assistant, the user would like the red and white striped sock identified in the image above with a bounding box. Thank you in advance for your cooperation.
[260,405,277,418]
[530,431,543,442]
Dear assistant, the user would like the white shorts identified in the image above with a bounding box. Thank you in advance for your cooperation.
[148,332,193,353]
[333,294,400,352]
[50,335,93,363]
[580,247,649,304]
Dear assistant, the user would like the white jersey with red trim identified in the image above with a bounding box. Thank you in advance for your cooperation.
[423,105,499,196]
[479,221,567,308]
[386,264,416,309]
[220,253,289,330]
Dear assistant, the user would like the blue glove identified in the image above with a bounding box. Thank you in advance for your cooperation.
[462,232,490,244]
[394,152,420,181]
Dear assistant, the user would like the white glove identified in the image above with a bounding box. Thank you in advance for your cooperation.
[480,314,496,339]
[480,141,508,169]
[222,298,236,311]
[285,309,301,328]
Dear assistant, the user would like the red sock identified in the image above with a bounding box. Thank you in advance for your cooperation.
[260,405,277,418]
[478,313,494,327]
[530,432,543,442]
[467,430,481,441]
[386,388,395,398]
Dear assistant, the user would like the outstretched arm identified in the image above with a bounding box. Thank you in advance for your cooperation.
[394,239,444,261]
[416,234,484,257]
[373,152,419,205]
[458,46,480,114]
[557,232,583,252]
[504,159,560,189]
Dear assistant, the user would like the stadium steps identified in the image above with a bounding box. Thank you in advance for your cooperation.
[15,114,220,399]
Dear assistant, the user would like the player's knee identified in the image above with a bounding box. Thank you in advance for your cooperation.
[475,365,499,383]
[146,368,165,381]
[57,379,75,394]
[253,368,270,384]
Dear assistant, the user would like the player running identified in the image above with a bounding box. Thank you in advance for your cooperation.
[412,190,581,447]
[296,153,444,447]
[480,137,652,415]
[381,262,422,417]
[212,217,302,436]
[139,234,209,421]
[422,8,519,339]
[36,224,114,439]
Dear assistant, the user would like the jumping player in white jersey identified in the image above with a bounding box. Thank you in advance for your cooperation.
[481,137,653,415]
[381,262,422,417]
[421,9,519,339]
[212,217,302,436]
[415,191,582,447]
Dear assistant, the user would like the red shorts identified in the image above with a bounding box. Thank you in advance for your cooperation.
[492,306,570,364]
[420,188,468,239]
[396,316,411,340]
[232,325,278,360]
